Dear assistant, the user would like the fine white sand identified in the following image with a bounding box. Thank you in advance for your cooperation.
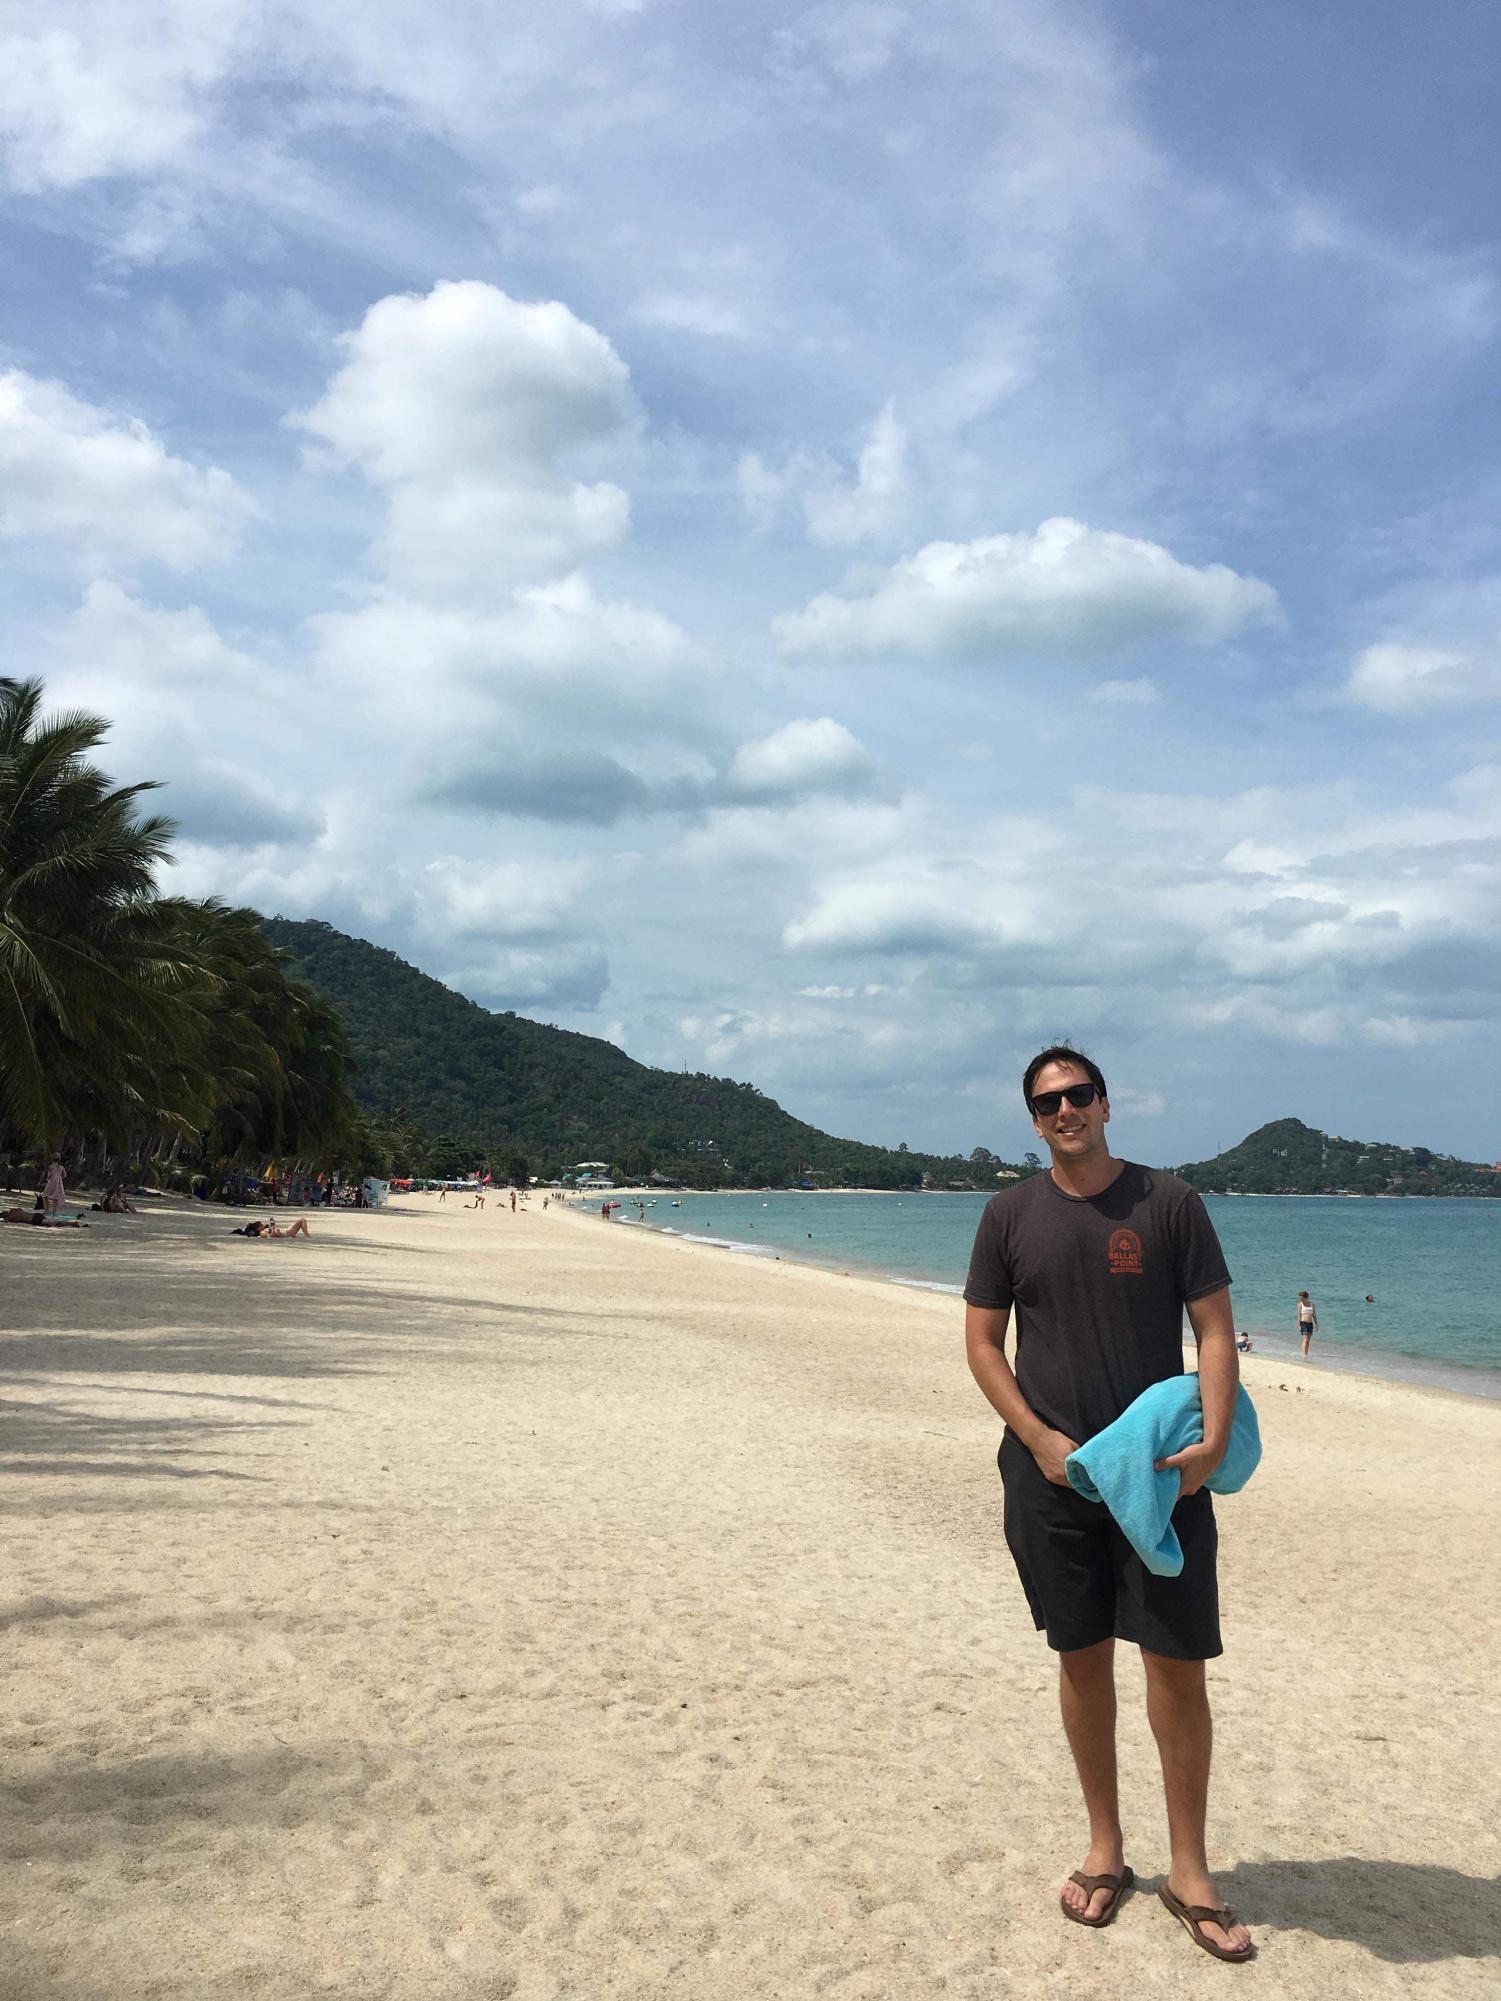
[3,1192,1499,1999]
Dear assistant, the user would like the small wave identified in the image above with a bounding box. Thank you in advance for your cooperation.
[676,1231,779,1257]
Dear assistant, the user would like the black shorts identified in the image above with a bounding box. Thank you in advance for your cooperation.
[998,1429,1222,1660]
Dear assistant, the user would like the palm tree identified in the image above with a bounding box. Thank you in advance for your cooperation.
[0,676,195,1152]
[1,678,363,1181]
[179,899,359,1167]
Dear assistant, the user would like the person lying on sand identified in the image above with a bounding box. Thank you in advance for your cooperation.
[230,1217,311,1239]
[3,1206,85,1228]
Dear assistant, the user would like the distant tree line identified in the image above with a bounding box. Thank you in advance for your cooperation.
[342,1116,1032,1193]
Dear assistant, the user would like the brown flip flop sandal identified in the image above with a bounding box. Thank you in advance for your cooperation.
[1158,1882,1254,1961]
[1060,1865,1133,1927]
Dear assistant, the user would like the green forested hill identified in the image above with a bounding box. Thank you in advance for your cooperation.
[1178,1117,1499,1196]
[259,917,1017,1188]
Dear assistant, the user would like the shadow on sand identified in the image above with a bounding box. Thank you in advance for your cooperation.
[1202,1856,1500,1963]
[1,1204,618,1496]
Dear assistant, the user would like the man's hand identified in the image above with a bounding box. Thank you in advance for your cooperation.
[1031,1427,1081,1486]
[1154,1440,1224,1497]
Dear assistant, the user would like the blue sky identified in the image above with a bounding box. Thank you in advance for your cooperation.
[3,0,1499,1165]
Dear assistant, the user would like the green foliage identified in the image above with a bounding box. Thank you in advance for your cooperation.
[260,917,1024,1190]
[0,675,189,1147]
[0,678,363,1175]
[1178,1117,1500,1197]
[174,899,362,1166]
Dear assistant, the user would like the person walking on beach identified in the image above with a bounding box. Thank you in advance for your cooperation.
[42,1156,66,1216]
[1297,1291,1318,1355]
[964,1045,1252,1962]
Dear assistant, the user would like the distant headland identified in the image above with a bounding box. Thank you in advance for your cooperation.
[1177,1118,1500,1198]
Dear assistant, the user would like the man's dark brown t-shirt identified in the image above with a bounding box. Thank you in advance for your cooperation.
[964,1162,1231,1444]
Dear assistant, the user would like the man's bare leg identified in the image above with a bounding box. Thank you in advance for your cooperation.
[1140,1649,1252,1955]
[1057,1638,1126,1920]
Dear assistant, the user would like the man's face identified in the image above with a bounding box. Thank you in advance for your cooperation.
[1029,1059,1110,1163]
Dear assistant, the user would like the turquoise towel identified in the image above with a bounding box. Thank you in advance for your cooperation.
[1065,1377,1261,1577]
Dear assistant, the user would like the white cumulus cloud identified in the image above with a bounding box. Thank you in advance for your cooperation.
[0,3,246,189]
[422,853,587,941]
[41,582,321,852]
[783,872,994,955]
[293,280,637,594]
[0,368,254,570]
[725,717,876,802]
[1344,641,1498,713]
[54,579,263,683]
[311,573,698,708]
[774,516,1280,660]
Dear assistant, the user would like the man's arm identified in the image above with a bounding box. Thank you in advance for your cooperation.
[1155,1285,1238,1496]
[964,1302,1078,1485]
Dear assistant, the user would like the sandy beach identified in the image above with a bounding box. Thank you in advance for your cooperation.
[3,1192,1499,2000]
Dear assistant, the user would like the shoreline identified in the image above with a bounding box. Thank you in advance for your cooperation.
[596,1201,1501,1409]
[1203,1189,1501,1200]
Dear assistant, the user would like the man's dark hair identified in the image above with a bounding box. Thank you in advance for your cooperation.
[1022,1043,1107,1110]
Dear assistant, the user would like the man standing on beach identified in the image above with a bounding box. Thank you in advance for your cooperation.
[964,1045,1253,1962]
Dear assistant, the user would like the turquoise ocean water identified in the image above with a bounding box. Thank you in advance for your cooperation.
[613,1188,1501,1400]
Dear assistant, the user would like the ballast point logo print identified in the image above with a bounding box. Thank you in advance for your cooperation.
[1108,1228,1143,1275]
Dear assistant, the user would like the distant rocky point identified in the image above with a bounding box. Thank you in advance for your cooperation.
[1178,1117,1499,1197]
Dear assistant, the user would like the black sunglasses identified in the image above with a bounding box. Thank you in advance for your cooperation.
[1029,1082,1101,1117]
